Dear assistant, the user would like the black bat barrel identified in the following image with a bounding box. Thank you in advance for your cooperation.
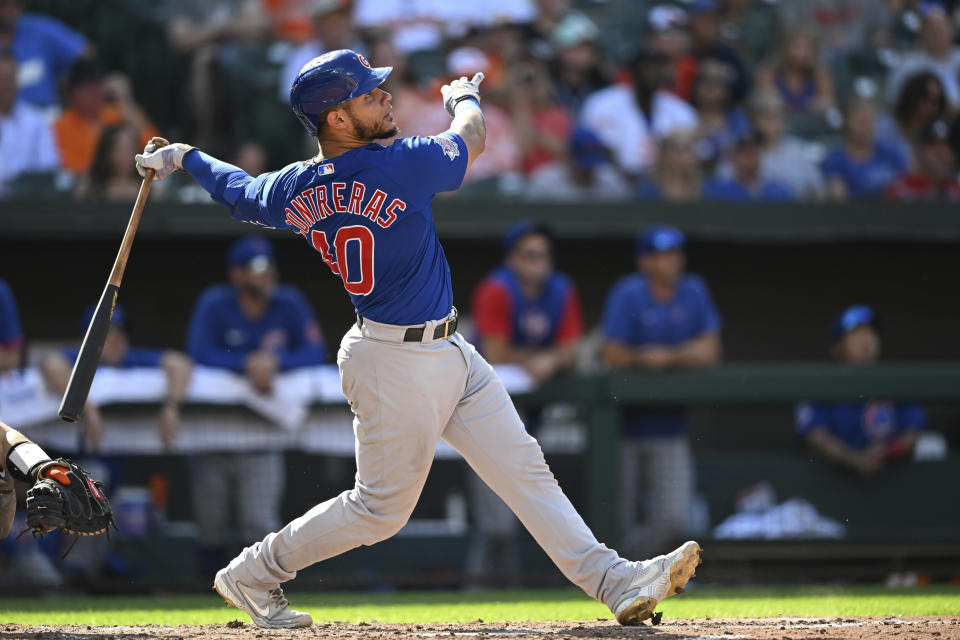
[58,283,120,423]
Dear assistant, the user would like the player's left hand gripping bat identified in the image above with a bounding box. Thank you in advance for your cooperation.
[58,138,169,423]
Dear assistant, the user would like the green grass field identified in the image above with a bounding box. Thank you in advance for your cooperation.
[0,585,958,626]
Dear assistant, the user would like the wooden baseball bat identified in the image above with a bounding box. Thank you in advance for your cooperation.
[58,139,168,423]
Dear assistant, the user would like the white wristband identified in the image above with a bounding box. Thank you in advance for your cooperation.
[453,98,481,116]
[8,443,50,480]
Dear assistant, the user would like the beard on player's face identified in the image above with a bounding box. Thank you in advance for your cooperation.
[345,105,398,141]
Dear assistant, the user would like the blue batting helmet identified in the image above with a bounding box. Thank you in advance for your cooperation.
[289,49,392,136]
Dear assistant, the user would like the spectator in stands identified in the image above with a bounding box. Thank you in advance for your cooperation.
[186,236,326,576]
[602,225,721,557]
[690,57,750,173]
[166,1,269,149]
[703,130,793,201]
[467,220,584,585]
[635,129,704,202]
[232,140,268,177]
[886,1,960,108]
[547,12,611,116]
[0,52,60,196]
[687,0,749,105]
[509,57,573,176]
[755,27,836,120]
[0,0,89,110]
[796,305,926,478]
[0,278,22,373]
[646,3,697,101]
[716,0,780,63]
[885,119,960,200]
[748,88,826,199]
[75,123,144,202]
[526,127,630,200]
[823,98,907,200]
[53,63,159,176]
[581,47,698,177]
[876,71,948,167]
[42,305,193,452]
[278,0,364,103]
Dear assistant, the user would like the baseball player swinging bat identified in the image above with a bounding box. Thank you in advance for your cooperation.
[134,50,701,630]
[58,139,168,423]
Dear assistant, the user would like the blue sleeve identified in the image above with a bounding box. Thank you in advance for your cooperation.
[122,347,164,368]
[795,403,830,438]
[602,282,635,344]
[821,148,844,179]
[390,134,469,201]
[0,280,22,346]
[897,404,927,431]
[182,150,294,230]
[689,277,722,335]
[276,289,327,370]
[60,346,79,363]
[186,292,247,372]
[33,15,87,75]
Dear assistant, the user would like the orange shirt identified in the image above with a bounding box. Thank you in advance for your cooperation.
[263,0,313,43]
[54,105,159,174]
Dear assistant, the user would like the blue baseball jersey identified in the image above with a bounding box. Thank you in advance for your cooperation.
[795,401,926,451]
[183,133,468,326]
[0,278,23,350]
[187,284,326,372]
[471,267,583,349]
[11,14,87,109]
[602,273,721,347]
[61,345,164,368]
[602,273,722,438]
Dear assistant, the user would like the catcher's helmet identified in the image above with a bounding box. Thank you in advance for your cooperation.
[290,49,392,136]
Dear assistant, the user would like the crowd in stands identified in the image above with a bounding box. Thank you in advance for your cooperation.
[4,0,960,201]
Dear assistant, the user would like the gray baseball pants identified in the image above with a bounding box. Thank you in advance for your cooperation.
[225,317,635,608]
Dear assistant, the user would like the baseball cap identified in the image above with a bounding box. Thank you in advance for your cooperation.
[569,127,608,169]
[552,13,600,49]
[503,219,553,254]
[648,4,689,32]
[831,305,879,341]
[636,225,686,254]
[81,303,126,333]
[228,236,276,273]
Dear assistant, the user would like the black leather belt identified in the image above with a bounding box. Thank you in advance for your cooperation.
[357,309,458,342]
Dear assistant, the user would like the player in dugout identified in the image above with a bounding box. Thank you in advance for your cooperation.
[795,305,927,477]
[466,219,584,585]
[42,304,193,452]
[186,235,327,577]
[133,49,700,629]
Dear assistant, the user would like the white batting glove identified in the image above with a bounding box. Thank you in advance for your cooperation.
[134,137,194,181]
[441,72,484,118]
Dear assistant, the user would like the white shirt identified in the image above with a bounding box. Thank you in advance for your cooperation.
[580,84,699,174]
[0,101,60,194]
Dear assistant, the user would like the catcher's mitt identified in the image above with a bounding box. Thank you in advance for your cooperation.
[25,458,113,537]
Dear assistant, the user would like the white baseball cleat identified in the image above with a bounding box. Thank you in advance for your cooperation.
[213,567,313,629]
[612,540,702,626]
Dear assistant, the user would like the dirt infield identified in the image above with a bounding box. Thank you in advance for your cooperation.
[1,618,958,640]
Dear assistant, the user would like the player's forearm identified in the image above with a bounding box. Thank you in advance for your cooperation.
[672,334,722,368]
[602,342,640,369]
[1,421,51,481]
[805,428,859,467]
[450,105,486,168]
[0,348,20,371]
[161,351,193,405]
[40,352,72,393]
